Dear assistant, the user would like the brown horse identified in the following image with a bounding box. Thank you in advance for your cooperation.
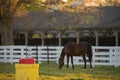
[59,41,92,69]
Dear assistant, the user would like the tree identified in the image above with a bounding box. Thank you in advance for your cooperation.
[46,1,99,28]
[83,0,120,6]
[0,0,42,45]
[101,0,120,6]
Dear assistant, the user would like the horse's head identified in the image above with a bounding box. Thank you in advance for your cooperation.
[58,58,64,69]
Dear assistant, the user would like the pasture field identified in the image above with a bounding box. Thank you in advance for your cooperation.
[0,62,120,80]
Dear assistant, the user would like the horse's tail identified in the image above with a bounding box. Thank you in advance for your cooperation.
[90,46,93,61]
[87,44,93,61]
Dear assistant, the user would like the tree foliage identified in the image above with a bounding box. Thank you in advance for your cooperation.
[0,0,43,45]
[103,0,120,6]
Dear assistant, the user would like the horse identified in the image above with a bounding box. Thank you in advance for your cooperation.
[58,41,93,69]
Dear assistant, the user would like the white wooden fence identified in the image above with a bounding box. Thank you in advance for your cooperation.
[0,46,120,67]
[0,46,63,63]
[92,46,120,67]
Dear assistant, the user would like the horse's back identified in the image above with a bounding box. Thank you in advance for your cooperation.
[78,42,92,54]
[63,41,92,56]
[63,41,76,55]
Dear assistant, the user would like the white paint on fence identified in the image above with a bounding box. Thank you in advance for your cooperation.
[92,46,120,67]
[0,46,120,67]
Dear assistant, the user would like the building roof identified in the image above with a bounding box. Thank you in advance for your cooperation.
[7,6,120,31]
[97,6,120,29]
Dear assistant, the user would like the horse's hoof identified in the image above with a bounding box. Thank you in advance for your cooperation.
[84,67,86,69]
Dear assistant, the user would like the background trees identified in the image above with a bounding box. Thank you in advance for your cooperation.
[0,0,43,45]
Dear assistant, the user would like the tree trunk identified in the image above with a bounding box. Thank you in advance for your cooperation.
[0,0,25,45]
[1,20,14,45]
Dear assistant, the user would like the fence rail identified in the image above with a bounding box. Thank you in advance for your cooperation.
[0,46,120,67]
[92,46,120,67]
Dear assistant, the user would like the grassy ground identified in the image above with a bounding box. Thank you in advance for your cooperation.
[0,62,120,80]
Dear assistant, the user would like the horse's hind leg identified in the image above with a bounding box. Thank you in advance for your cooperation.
[67,55,69,68]
[82,55,86,69]
[88,54,93,69]
[71,56,74,70]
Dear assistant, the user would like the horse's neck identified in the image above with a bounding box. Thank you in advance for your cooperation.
[60,50,65,61]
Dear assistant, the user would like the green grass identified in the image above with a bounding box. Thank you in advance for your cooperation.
[0,63,15,74]
[0,62,120,80]
[39,62,120,77]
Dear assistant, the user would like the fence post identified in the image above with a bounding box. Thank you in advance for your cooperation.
[47,46,49,64]
[92,46,95,68]
[110,47,117,68]
[4,47,7,63]
[117,47,120,67]
[10,46,13,64]
[37,46,41,63]
[109,48,113,66]
[36,45,39,63]
[56,46,63,64]
[114,47,120,68]
[56,47,60,64]
[21,47,25,58]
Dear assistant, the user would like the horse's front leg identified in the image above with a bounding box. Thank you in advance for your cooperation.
[71,56,74,70]
[82,55,86,69]
[67,55,69,68]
